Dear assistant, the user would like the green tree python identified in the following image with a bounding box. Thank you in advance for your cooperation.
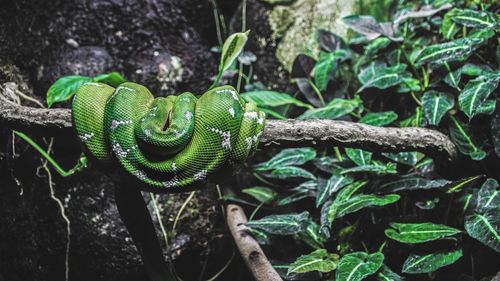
[72,82,265,192]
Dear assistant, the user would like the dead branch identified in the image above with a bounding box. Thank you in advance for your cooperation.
[0,102,458,167]
[225,203,283,281]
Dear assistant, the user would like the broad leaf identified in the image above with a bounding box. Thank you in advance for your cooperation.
[336,252,384,281]
[342,15,401,41]
[380,177,450,192]
[273,262,321,281]
[241,90,313,109]
[318,29,347,52]
[314,51,347,91]
[377,264,404,281]
[382,152,418,166]
[271,166,317,180]
[359,111,398,126]
[416,38,483,65]
[364,37,391,57]
[260,0,296,4]
[458,76,499,119]
[255,148,316,171]
[357,62,407,92]
[449,117,486,160]
[464,179,500,252]
[316,178,331,207]
[422,90,454,125]
[218,31,249,74]
[345,148,372,166]
[402,249,462,274]
[385,223,461,244]
[93,72,126,87]
[332,194,400,220]
[316,175,354,207]
[465,210,500,252]
[242,187,277,203]
[298,97,361,120]
[46,75,92,107]
[492,111,500,157]
[341,162,397,175]
[246,212,311,235]
[451,9,500,29]
[441,8,460,40]
[327,174,354,194]
[299,221,325,249]
[288,249,339,274]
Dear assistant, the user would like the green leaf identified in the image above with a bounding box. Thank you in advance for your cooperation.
[357,62,407,92]
[271,166,317,180]
[93,72,126,87]
[477,179,499,211]
[333,194,400,219]
[451,9,500,29]
[260,0,296,4]
[382,152,418,166]
[449,117,486,160]
[416,38,484,65]
[465,210,500,252]
[298,97,361,120]
[458,76,499,119]
[241,90,313,109]
[273,262,321,281]
[327,174,354,194]
[475,99,496,116]
[336,252,384,281]
[316,175,354,207]
[246,212,311,235]
[342,15,401,41]
[402,249,462,274]
[377,265,403,281]
[400,107,424,127]
[255,148,316,171]
[492,111,500,158]
[277,190,310,206]
[327,181,368,225]
[218,31,249,74]
[341,162,397,175]
[288,249,339,274]
[380,177,451,192]
[364,37,391,57]
[441,8,460,40]
[464,179,500,252]
[300,221,326,249]
[314,51,347,91]
[359,111,398,126]
[397,77,421,93]
[345,148,372,166]
[242,187,277,203]
[422,90,454,125]
[385,223,461,244]
[46,75,92,107]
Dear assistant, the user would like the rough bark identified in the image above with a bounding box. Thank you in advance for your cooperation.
[226,204,283,281]
[0,102,459,166]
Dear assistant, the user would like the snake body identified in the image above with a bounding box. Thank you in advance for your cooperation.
[72,82,265,192]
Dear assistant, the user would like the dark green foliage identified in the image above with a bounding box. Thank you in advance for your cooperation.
[233,0,499,280]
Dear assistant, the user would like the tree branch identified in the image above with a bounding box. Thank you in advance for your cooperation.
[226,203,283,281]
[0,102,458,167]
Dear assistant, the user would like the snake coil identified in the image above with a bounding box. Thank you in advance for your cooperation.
[72,82,265,192]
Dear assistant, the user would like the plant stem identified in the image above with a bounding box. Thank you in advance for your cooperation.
[14,131,86,177]
[308,79,326,106]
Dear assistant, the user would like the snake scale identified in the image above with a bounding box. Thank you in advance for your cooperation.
[72,82,265,192]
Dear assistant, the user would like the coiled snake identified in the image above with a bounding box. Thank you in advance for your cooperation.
[72,82,265,192]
